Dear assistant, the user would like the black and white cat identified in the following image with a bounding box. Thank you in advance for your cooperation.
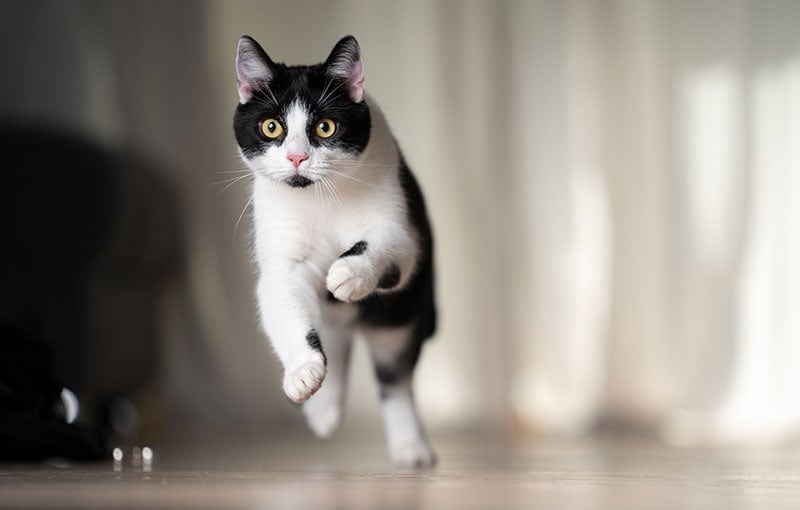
[233,35,436,467]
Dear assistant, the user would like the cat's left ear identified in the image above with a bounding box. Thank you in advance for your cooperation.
[325,35,365,103]
[236,35,276,104]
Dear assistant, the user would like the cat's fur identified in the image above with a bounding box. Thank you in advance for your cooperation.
[233,35,436,467]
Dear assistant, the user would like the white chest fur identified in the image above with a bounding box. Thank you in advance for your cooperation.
[249,98,416,298]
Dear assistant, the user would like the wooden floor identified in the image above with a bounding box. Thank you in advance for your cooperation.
[2,431,800,509]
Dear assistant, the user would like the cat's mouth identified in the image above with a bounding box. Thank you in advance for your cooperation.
[285,175,314,188]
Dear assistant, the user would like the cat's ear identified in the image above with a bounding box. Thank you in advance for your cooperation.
[236,35,276,104]
[325,35,365,103]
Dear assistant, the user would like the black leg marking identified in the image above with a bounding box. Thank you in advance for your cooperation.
[377,263,401,289]
[306,328,327,365]
[372,333,422,399]
[340,240,367,257]
[374,362,400,387]
[375,363,400,400]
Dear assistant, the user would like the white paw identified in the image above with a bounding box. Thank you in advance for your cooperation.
[326,257,376,302]
[389,440,437,468]
[302,397,343,438]
[283,360,326,404]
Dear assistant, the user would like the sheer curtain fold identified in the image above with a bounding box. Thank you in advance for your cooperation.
[506,0,800,443]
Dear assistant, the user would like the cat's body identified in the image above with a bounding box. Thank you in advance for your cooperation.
[233,35,436,467]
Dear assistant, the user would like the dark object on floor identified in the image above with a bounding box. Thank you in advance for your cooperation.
[0,124,182,460]
[0,325,104,460]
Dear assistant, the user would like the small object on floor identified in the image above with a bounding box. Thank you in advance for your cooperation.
[112,447,123,472]
[142,446,153,472]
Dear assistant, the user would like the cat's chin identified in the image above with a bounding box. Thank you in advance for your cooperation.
[285,175,315,188]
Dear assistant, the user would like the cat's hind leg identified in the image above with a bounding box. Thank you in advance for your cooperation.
[363,325,436,468]
[302,320,353,438]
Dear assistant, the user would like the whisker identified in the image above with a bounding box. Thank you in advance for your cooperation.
[321,168,378,188]
[322,177,343,208]
[215,174,252,196]
[318,78,334,106]
[325,159,400,168]
[233,197,253,239]
[250,94,274,108]
[268,176,279,202]
[325,176,345,208]
[318,177,331,208]
[251,85,279,108]
[265,85,279,106]
[318,81,344,108]
[319,177,333,207]
[315,177,324,225]
[210,174,253,186]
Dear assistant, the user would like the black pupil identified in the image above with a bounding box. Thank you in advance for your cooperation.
[268,122,276,132]
[320,122,329,133]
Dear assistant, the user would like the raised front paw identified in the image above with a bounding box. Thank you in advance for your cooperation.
[283,359,326,403]
[326,255,377,303]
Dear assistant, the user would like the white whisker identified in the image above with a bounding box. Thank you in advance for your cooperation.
[318,81,344,108]
[210,174,252,186]
[214,174,253,196]
[314,177,322,224]
[233,197,253,239]
[318,78,334,106]
[324,176,345,207]
[321,168,378,188]
[322,176,343,208]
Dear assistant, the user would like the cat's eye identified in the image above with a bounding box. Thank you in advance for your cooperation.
[315,119,337,139]
[260,118,284,139]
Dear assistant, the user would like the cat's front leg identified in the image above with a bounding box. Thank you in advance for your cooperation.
[257,264,327,403]
[326,230,416,303]
[302,320,353,437]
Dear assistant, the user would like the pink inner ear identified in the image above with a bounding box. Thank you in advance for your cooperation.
[349,59,365,103]
[237,79,252,103]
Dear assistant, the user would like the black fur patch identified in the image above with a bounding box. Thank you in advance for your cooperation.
[357,157,436,345]
[306,328,326,365]
[374,362,398,386]
[372,337,422,399]
[233,37,372,163]
[340,240,367,257]
[286,175,313,188]
[377,263,401,289]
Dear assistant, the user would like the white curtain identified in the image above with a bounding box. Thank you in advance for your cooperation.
[9,0,799,443]
[500,0,800,443]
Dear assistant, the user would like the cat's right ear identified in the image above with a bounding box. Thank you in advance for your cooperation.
[236,35,276,104]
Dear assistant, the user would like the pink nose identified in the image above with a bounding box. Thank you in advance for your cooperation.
[287,153,308,168]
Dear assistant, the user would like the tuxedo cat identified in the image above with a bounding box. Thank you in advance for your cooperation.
[234,35,436,467]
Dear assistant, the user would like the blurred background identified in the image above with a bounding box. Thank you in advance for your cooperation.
[1,0,799,456]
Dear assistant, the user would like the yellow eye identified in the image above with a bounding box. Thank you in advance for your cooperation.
[260,118,284,139]
[315,118,337,139]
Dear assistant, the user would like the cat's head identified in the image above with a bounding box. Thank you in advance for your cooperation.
[233,35,371,188]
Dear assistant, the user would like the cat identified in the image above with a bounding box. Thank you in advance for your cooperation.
[233,35,437,467]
